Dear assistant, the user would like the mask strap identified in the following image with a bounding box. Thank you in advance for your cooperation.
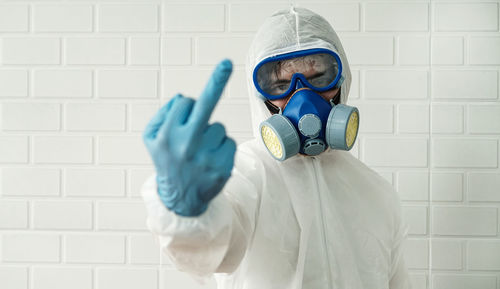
[331,87,341,105]
[264,99,281,114]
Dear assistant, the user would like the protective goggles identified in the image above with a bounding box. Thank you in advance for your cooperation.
[253,48,343,100]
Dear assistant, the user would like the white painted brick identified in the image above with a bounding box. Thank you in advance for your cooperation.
[130,103,159,132]
[468,173,500,202]
[365,70,428,99]
[212,103,252,133]
[1,168,60,196]
[397,171,428,201]
[229,3,291,32]
[1,103,60,131]
[404,238,428,269]
[398,36,429,65]
[365,3,428,31]
[363,138,428,167]
[129,234,164,264]
[97,202,148,231]
[0,70,28,97]
[162,269,217,289]
[435,3,498,32]
[303,3,360,32]
[402,206,427,235]
[433,274,496,289]
[431,105,463,134]
[129,169,154,198]
[34,136,93,164]
[431,239,462,270]
[0,136,28,163]
[467,240,500,270]
[356,104,393,133]
[98,136,150,165]
[164,4,224,32]
[225,68,248,98]
[32,267,92,289]
[164,37,191,65]
[97,268,156,289]
[431,172,463,202]
[0,5,29,32]
[66,38,125,65]
[98,70,158,99]
[65,234,125,264]
[432,70,497,100]
[432,37,463,65]
[0,267,28,289]
[65,103,126,131]
[197,37,253,65]
[1,234,60,262]
[1,38,60,65]
[163,68,213,98]
[33,70,92,98]
[468,105,500,134]
[98,4,158,32]
[340,37,393,65]
[398,104,429,134]
[432,206,497,236]
[469,37,500,65]
[129,37,159,66]
[33,200,92,230]
[0,201,28,229]
[65,169,125,197]
[431,139,497,168]
[33,4,93,32]
[409,274,427,289]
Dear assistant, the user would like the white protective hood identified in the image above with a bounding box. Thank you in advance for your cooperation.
[246,6,352,139]
[142,7,412,289]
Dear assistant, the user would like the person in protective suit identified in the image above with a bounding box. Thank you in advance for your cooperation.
[142,7,412,289]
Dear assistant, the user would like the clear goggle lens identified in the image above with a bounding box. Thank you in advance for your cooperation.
[254,49,342,100]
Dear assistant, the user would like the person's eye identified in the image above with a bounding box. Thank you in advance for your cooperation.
[271,83,289,94]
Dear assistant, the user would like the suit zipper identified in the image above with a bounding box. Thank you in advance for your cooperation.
[311,157,334,288]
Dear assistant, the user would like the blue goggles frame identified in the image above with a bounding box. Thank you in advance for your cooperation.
[253,48,343,100]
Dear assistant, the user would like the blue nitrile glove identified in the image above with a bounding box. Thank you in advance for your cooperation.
[143,59,236,217]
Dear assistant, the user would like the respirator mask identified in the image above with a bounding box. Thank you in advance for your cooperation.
[253,48,360,161]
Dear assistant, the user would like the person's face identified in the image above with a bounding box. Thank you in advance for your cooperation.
[267,57,340,109]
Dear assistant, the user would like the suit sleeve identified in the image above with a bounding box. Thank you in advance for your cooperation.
[141,158,261,279]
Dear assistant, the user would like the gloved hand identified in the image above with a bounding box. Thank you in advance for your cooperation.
[143,59,236,217]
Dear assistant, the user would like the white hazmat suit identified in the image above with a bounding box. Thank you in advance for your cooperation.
[142,7,412,289]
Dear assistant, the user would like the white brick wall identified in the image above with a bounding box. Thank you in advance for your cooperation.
[1,234,60,262]
[1,1,499,289]
[98,4,159,32]
[96,268,157,289]
[365,3,429,32]
[2,103,60,131]
[0,70,28,97]
[33,70,93,98]
[0,266,28,289]
[33,5,93,32]
[435,3,498,32]
[0,5,29,32]
[1,38,60,65]
[32,267,93,289]
[33,200,93,230]
[65,234,125,264]
[433,274,497,289]
[66,38,126,65]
